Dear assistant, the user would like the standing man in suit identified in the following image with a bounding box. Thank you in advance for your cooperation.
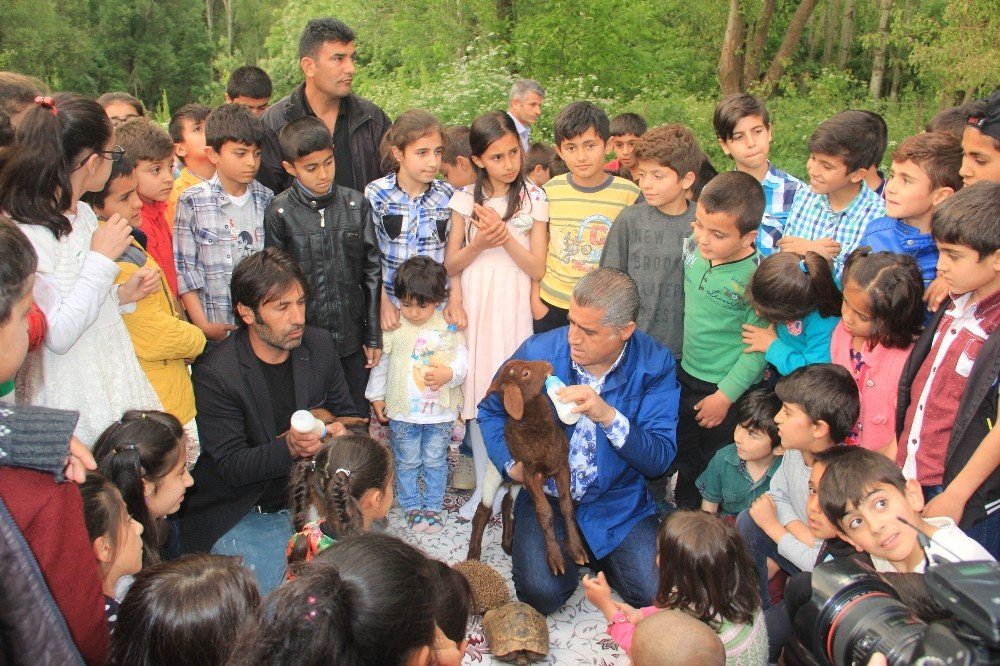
[178,247,359,595]
[507,79,545,154]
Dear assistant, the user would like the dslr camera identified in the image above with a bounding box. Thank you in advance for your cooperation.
[795,558,1000,665]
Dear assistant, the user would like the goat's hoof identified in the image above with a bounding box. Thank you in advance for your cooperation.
[569,542,588,566]
[546,549,566,576]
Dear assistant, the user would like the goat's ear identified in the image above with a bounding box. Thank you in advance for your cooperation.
[503,382,524,420]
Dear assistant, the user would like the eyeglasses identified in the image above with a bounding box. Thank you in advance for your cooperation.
[97,145,126,162]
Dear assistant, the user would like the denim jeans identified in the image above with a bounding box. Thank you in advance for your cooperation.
[211,509,292,597]
[736,509,801,610]
[510,492,660,616]
[965,510,1000,560]
[389,420,451,512]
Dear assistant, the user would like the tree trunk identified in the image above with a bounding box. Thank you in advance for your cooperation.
[744,0,777,84]
[837,0,856,69]
[497,0,513,42]
[822,0,841,65]
[205,0,214,42]
[868,0,892,99]
[718,0,746,95]
[762,0,820,91]
[221,0,233,55]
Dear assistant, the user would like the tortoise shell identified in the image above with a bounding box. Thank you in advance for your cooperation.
[483,601,549,664]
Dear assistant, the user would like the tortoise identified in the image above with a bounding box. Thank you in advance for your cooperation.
[451,559,510,614]
[483,601,549,665]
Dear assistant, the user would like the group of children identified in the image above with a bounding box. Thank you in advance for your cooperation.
[1,56,999,664]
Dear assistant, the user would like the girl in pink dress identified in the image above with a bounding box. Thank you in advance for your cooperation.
[831,248,924,451]
[444,112,548,519]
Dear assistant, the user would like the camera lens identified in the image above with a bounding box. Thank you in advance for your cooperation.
[827,592,925,665]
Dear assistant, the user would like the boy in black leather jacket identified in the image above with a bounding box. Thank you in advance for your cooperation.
[264,116,382,414]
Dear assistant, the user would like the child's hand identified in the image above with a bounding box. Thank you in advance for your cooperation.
[693,390,732,428]
[423,362,454,390]
[923,275,950,313]
[749,493,779,527]
[615,602,644,625]
[582,572,615,618]
[777,236,841,258]
[91,213,132,260]
[433,625,464,666]
[443,299,467,329]
[63,436,97,484]
[371,400,389,424]
[922,488,966,524]
[203,321,238,342]
[380,299,401,331]
[741,322,777,354]
[363,346,382,368]
[470,204,510,248]
[118,267,160,305]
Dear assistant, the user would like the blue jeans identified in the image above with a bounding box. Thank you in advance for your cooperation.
[510,492,659,616]
[965,511,1000,560]
[389,420,451,512]
[736,509,801,610]
[211,509,292,597]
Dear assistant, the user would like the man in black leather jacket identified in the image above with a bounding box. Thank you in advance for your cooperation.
[265,116,382,414]
[257,17,391,196]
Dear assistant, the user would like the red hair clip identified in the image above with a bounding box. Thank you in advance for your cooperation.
[34,96,57,116]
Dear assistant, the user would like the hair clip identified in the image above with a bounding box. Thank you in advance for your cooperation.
[335,468,351,477]
[798,259,809,275]
[114,444,137,453]
[306,460,317,472]
[140,412,147,419]
[34,96,57,116]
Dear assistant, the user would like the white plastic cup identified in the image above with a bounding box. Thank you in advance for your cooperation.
[544,375,581,425]
[290,410,327,438]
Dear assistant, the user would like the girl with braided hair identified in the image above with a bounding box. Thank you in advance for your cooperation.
[286,435,394,578]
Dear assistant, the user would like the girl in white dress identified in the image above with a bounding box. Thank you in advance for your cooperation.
[0,94,162,445]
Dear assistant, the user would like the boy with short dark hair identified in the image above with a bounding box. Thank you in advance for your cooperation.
[174,103,274,343]
[534,101,639,333]
[713,93,802,257]
[264,116,381,414]
[673,171,768,510]
[697,388,783,517]
[604,112,647,182]
[926,103,973,140]
[960,89,1000,186]
[599,123,701,358]
[166,103,215,226]
[779,110,887,277]
[820,447,993,572]
[737,363,860,607]
[440,125,475,189]
[858,110,889,195]
[117,117,182,299]
[525,141,558,189]
[859,132,963,288]
[225,65,273,117]
[895,181,1000,559]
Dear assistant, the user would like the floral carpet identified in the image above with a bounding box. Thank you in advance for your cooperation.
[372,417,629,665]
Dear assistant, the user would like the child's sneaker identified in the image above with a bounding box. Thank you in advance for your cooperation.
[405,509,427,533]
[423,510,444,534]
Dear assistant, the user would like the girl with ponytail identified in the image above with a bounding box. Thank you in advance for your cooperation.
[742,251,843,375]
[286,435,394,578]
[92,409,193,566]
[0,93,161,445]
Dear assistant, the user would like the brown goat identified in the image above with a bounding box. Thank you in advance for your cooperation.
[483,359,587,575]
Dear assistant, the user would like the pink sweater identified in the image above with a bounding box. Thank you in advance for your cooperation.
[830,323,913,450]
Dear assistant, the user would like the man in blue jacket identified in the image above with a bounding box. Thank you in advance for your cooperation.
[479,268,680,615]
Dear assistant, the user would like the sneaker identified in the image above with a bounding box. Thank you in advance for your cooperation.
[405,509,427,533]
[423,511,444,534]
[452,454,476,490]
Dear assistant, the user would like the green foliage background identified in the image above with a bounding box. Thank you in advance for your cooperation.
[2,0,996,176]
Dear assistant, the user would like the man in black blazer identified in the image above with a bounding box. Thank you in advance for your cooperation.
[178,247,360,594]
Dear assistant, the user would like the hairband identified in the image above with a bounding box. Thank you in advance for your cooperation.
[34,96,57,116]
[798,259,809,275]
[335,468,351,477]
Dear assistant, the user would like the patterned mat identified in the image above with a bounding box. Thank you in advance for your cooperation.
[372,417,629,665]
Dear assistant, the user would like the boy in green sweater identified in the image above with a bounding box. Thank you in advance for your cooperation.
[674,171,768,509]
